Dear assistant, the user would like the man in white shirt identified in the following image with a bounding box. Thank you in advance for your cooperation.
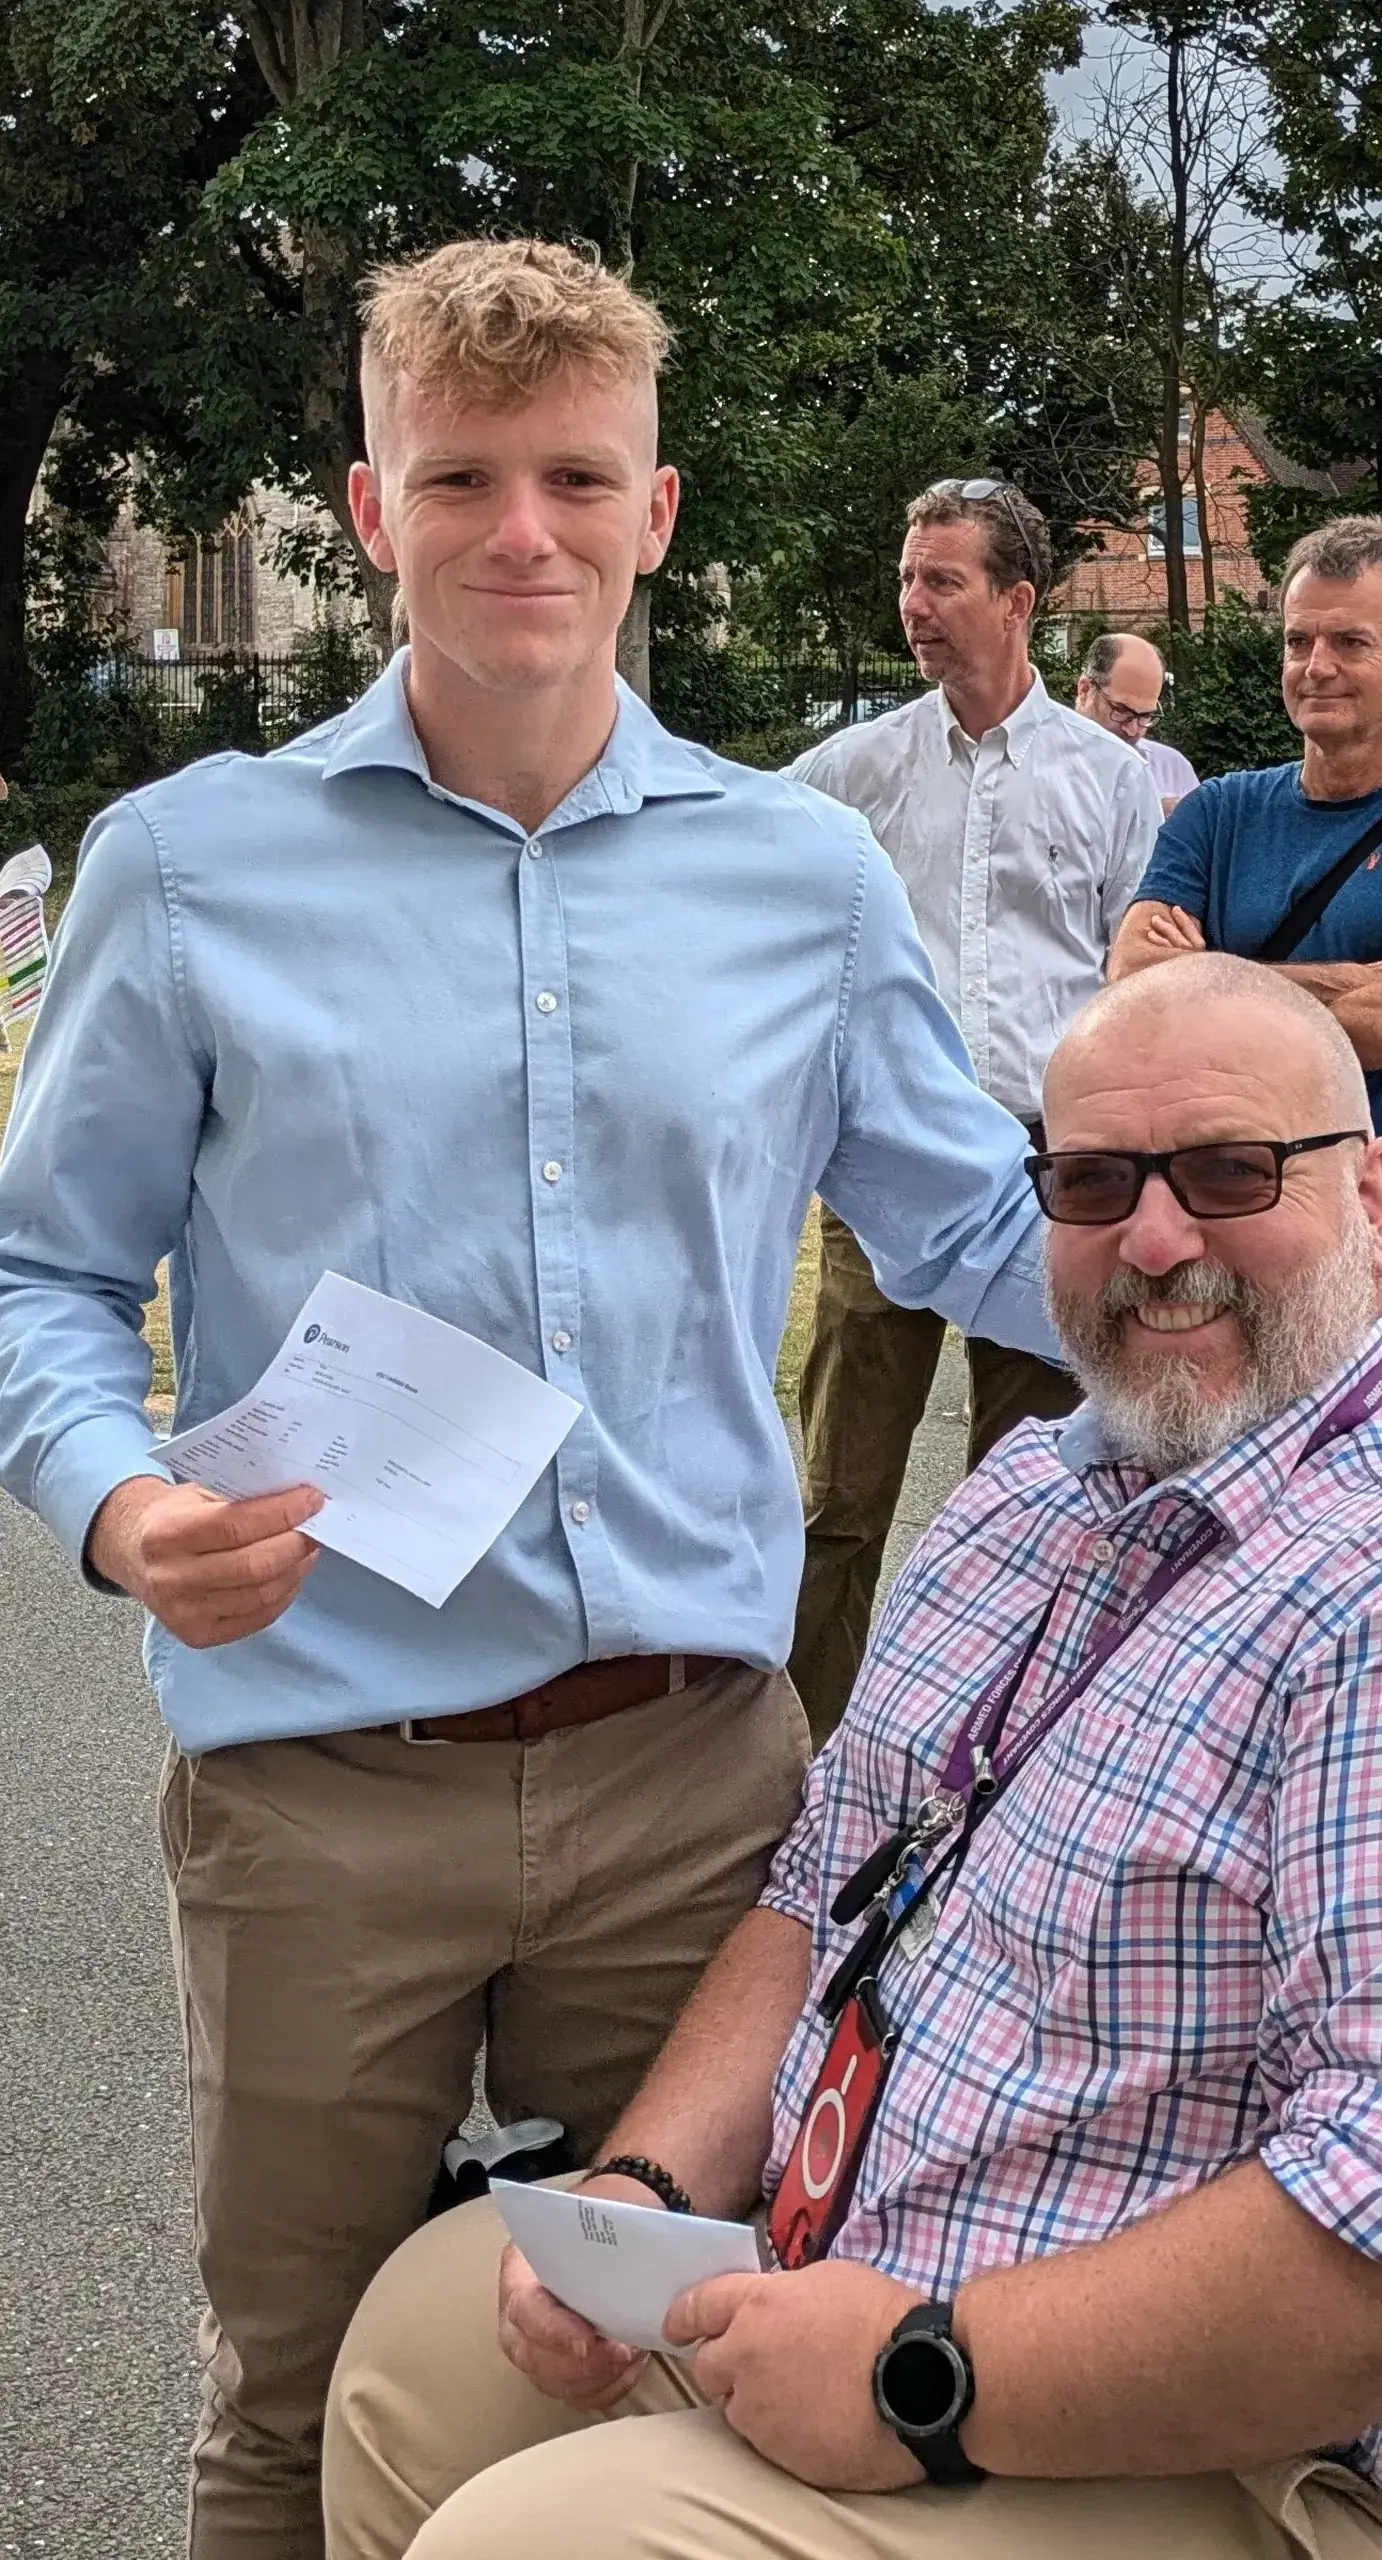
[1076,630,1200,813]
[788,479,1162,1738]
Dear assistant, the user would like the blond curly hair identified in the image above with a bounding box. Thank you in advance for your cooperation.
[360,238,670,449]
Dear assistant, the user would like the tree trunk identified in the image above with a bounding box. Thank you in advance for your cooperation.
[616,580,652,701]
[1159,31,1191,663]
[242,9,386,658]
[0,364,68,770]
[1156,363,1190,645]
[1189,394,1216,610]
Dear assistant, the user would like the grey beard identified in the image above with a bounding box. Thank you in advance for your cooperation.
[1046,1213,1379,1477]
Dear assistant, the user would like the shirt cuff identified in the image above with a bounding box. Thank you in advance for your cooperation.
[33,1413,174,1590]
[757,1877,817,1929]
[1262,2079,1382,2260]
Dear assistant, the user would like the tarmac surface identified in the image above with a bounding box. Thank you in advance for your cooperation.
[0,1340,967,2560]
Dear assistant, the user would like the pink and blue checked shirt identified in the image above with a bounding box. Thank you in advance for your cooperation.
[762,1323,1382,2482]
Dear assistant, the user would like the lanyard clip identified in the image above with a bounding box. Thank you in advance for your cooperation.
[830,1825,914,1927]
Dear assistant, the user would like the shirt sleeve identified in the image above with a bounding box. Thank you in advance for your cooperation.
[783,736,846,794]
[1130,782,1218,922]
[819,823,1058,1361]
[759,1733,836,1927]
[1101,754,1165,942]
[1259,1618,1382,2259]
[0,797,207,1572]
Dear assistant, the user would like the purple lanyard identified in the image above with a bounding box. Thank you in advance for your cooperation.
[822,1343,1382,2013]
[939,1346,1382,1810]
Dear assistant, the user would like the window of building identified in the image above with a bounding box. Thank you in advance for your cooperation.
[166,523,256,649]
[1146,496,1203,559]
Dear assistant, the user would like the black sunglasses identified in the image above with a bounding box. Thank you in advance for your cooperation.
[1026,1131,1370,1226]
[925,476,1041,593]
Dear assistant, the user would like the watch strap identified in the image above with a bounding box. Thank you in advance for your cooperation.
[876,2302,987,2487]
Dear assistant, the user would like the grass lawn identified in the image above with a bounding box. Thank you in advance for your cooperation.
[1,1018,820,1419]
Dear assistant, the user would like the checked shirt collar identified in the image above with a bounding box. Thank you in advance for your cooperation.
[1055,1315,1382,1548]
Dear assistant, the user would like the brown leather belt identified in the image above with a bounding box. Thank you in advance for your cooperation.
[385,1653,728,1746]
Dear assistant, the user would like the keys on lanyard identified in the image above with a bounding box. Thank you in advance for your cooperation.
[770,1356,1382,2277]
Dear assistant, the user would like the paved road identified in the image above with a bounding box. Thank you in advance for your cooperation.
[0,1344,967,2560]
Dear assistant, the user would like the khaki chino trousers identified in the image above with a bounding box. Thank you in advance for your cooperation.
[789,1208,1080,1744]
[159,1662,810,2560]
[322,2192,1382,2560]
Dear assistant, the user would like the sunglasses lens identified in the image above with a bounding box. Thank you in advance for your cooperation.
[1175,1145,1279,1215]
[1036,1155,1138,1223]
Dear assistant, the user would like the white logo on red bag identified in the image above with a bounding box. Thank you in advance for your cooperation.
[801,2052,858,2200]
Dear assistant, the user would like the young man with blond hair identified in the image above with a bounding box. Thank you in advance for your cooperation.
[0,239,1055,2560]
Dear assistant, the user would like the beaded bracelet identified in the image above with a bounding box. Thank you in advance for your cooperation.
[588,2153,693,2214]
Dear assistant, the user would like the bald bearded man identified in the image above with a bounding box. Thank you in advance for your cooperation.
[323,954,1382,2560]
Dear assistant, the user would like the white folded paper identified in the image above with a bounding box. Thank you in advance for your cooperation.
[160,1271,582,1607]
[490,2179,762,2356]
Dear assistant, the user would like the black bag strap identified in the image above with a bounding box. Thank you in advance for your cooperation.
[1258,810,1382,963]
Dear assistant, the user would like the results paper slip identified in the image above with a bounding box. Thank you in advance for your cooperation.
[160,1273,581,1608]
[490,2181,762,2356]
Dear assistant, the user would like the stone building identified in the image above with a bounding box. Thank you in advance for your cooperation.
[1048,407,1366,637]
[102,485,366,655]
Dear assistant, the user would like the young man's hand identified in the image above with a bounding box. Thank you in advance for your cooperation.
[86,1475,324,1646]
[665,2261,924,2491]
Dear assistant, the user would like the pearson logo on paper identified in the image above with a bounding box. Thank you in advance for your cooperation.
[303,1324,321,1344]
[303,1322,351,1352]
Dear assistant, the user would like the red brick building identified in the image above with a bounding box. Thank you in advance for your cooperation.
[1048,407,1362,637]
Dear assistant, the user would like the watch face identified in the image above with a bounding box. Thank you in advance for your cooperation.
[879,2333,968,2437]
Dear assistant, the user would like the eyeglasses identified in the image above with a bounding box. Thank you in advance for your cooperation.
[1092,679,1160,733]
[925,477,1042,594]
[1026,1131,1369,1225]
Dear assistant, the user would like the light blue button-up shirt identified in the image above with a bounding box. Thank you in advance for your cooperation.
[0,657,1056,1751]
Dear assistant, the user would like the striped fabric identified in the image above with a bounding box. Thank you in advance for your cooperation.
[762,1322,1382,2484]
[0,844,51,1030]
[0,895,48,1023]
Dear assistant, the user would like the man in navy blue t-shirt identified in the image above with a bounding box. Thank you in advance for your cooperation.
[1110,515,1382,1124]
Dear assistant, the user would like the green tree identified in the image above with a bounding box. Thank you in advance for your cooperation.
[1092,3,1278,649]
[708,5,1166,659]
[0,2,255,763]
[122,0,1178,686]
[1236,2,1382,528]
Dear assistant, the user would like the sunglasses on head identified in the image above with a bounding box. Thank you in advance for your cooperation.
[1026,1131,1369,1226]
[925,477,1041,593]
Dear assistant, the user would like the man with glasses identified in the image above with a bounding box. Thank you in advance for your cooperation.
[786,477,1162,1740]
[1110,516,1382,1130]
[1076,631,1199,814]
[323,954,1382,2560]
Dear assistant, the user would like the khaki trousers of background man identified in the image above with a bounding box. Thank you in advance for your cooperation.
[159,1661,809,2560]
[322,2193,1382,2560]
[789,1208,1080,1745]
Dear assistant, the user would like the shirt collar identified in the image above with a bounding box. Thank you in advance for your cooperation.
[938,668,1051,771]
[1057,1316,1382,1543]
[321,652,726,824]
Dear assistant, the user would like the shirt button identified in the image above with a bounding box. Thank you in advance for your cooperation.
[525,838,545,859]
[551,1329,572,1352]
[535,991,558,1014]
[541,1160,562,1184]
[1092,1538,1116,1564]
[570,1500,591,1524]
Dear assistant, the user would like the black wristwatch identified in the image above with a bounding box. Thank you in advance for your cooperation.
[872,2302,987,2486]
